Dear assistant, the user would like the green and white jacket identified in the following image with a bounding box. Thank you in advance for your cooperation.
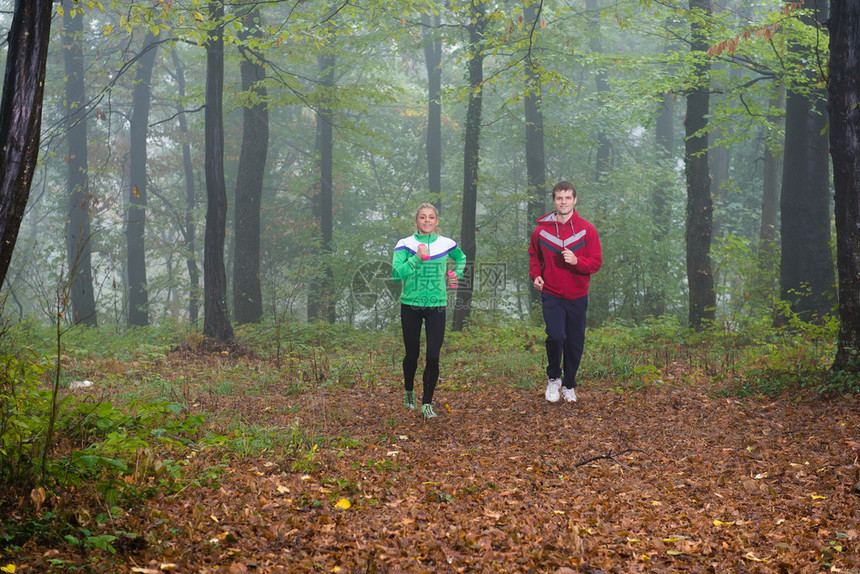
[391,233,467,307]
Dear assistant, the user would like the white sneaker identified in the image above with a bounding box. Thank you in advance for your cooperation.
[545,378,562,402]
[561,386,577,403]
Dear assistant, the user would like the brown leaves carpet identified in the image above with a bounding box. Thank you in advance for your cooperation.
[11,369,860,573]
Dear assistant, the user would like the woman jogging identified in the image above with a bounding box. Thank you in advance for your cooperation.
[391,203,467,419]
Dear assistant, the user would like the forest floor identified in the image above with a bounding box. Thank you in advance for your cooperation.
[5,350,860,573]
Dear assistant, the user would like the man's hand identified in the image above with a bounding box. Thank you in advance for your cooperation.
[533,276,544,291]
[562,248,578,266]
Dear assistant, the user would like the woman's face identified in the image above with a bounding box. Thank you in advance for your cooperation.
[415,208,438,235]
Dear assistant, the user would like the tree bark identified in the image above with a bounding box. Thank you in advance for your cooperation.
[523,0,547,314]
[452,0,486,332]
[0,0,54,288]
[233,4,268,325]
[685,0,716,330]
[753,89,783,305]
[62,7,97,326]
[422,13,443,213]
[171,51,200,324]
[203,0,235,342]
[308,52,336,323]
[645,92,674,318]
[126,31,158,327]
[585,0,611,183]
[780,0,834,321]
[827,0,860,371]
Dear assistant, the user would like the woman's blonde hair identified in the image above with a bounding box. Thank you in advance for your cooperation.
[414,203,438,219]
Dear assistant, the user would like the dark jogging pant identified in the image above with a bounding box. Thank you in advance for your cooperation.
[400,304,446,405]
[541,292,588,389]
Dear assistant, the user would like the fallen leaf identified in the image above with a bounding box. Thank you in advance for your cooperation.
[742,552,767,562]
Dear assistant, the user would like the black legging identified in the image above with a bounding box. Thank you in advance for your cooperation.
[400,304,446,405]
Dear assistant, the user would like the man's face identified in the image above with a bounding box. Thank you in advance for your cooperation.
[553,189,577,215]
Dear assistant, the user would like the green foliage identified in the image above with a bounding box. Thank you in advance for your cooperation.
[0,352,52,488]
[0,347,204,495]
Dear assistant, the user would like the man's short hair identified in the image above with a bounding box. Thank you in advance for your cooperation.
[552,181,577,199]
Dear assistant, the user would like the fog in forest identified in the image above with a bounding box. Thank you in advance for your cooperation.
[0,0,839,334]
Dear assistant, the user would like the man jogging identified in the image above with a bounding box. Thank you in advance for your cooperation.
[528,181,603,403]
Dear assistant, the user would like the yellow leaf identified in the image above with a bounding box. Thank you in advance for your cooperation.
[334,498,351,510]
[810,494,826,500]
[2,565,16,573]
[743,552,767,562]
[713,520,735,526]
[103,24,113,36]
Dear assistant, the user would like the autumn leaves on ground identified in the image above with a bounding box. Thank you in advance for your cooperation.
[2,324,860,573]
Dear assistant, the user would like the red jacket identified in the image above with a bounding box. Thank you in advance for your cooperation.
[528,210,602,300]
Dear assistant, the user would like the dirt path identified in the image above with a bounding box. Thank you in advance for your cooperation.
[12,375,860,573]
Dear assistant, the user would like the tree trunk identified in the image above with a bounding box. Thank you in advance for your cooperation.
[827,0,860,371]
[709,128,729,239]
[203,0,234,342]
[523,0,546,315]
[422,13,443,213]
[452,0,486,332]
[233,4,268,325]
[585,0,611,183]
[645,91,674,318]
[62,7,96,326]
[126,31,157,327]
[0,0,54,288]
[685,0,716,330]
[780,0,833,321]
[171,51,200,324]
[308,52,336,323]
[753,89,783,305]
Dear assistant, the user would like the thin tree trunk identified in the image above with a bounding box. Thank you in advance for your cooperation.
[203,0,234,342]
[585,0,611,182]
[452,0,486,331]
[0,0,54,287]
[171,51,200,324]
[753,89,783,305]
[62,7,96,326]
[126,31,157,327]
[646,92,674,318]
[422,13,443,213]
[685,0,716,330]
[827,0,860,371]
[780,0,833,321]
[523,0,546,315]
[233,4,268,325]
[308,52,336,323]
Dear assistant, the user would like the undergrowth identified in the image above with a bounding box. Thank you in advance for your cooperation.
[0,309,855,566]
